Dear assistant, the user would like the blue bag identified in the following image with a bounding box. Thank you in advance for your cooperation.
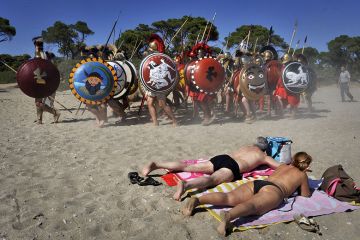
[266,137,293,162]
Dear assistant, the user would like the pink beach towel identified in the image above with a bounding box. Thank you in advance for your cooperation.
[193,179,359,230]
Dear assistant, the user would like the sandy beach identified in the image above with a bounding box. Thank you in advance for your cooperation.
[0,83,359,240]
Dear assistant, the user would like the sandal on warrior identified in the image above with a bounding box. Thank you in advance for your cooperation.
[138,177,162,186]
[128,172,144,184]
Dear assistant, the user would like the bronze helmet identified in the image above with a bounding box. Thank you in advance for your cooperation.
[263,50,274,61]
[281,53,292,64]
[148,41,158,52]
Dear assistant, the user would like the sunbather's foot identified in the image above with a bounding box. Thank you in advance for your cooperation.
[173,180,186,201]
[141,161,157,176]
[217,211,231,236]
[181,197,199,216]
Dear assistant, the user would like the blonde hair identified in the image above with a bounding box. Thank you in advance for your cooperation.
[292,152,312,171]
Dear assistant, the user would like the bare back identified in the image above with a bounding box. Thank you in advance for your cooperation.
[267,165,311,198]
[230,146,280,172]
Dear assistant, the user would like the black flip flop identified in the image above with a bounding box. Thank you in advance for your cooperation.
[138,177,162,186]
[128,172,144,184]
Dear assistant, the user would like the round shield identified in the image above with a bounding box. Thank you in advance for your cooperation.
[125,61,138,95]
[69,58,118,105]
[265,60,282,89]
[190,57,225,95]
[282,61,310,94]
[16,58,60,98]
[107,61,127,99]
[139,53,179,95]
[239,63,266,101]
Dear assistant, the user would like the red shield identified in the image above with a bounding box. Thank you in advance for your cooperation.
[139,53,178,95]
[265,60,282,89]
[16,58,60,98]
[190,57,225,95]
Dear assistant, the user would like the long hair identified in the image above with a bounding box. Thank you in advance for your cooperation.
[292,152,312,171]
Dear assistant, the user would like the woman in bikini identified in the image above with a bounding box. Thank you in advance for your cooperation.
[181,151,313,236]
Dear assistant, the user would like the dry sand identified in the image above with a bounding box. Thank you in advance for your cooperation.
[0,83,359,240]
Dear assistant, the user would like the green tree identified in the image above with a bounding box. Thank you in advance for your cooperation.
[225,25,287,52]
[72,21,94,43]
[0,17,16,43]
[42,21,78,59]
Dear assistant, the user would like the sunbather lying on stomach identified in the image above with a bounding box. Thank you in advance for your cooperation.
[142,137,281,201]
[182,151,313,236]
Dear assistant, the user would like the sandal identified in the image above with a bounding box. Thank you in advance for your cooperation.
[128,172,144,184]
[138,177,162,186]
[294,214,321,235]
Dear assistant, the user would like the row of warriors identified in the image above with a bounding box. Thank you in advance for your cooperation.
[27,33,316,127]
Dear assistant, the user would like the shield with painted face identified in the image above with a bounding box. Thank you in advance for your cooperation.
[16,58,60,98]
[139,53,178,95]
[282,61,310,94]
[190,57,225,95]
[239,63,266,100]
[69,58,118,105]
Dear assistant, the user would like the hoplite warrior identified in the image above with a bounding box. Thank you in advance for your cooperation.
[294,53,317,112]
[218,52,234,114]
[141,33,177,126]
[186,42,216,125]
[32,36,61,124]
[259,45,280,117]
[274,53,300,118]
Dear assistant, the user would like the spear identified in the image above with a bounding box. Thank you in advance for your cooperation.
[205,12,217,43]
[103,13,121,55]
[0,59,17,73]
[200,19,210,42]
[166,17,189,50]
[129,40,143,60]
[301,35,308,54]
[287,19,298,54]
[195,31,201,44]
[130,37,139,58]
[253,37,259,54]
[267,26,273,45]
[292,39,300,56]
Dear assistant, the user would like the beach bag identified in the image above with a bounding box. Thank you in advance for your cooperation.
[265,137,293,164]
[319,165,360,203]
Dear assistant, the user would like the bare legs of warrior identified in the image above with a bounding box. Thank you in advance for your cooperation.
[242,97,256,123]
[86,104,105,127]
[107,99,126,124]
[35,98,60,124]
[147,96,177,126]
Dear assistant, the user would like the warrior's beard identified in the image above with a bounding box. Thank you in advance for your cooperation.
[86,81,101,95]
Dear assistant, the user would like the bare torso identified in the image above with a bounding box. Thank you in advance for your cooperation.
[267,165,309,198]
[230,146,269,173]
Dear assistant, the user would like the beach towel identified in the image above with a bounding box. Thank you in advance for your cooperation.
[191,178,359,231]
[160,159,274,186]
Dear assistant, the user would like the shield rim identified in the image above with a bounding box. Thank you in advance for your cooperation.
[69,58,118,105]
[125,60,138,95]
[190,56,225,95]
[16,58,60,98]
[281,61,309,94]
[113,61,133,99]
[139,53,179,95]
[239,63,266,101]
[107,61,127,99]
